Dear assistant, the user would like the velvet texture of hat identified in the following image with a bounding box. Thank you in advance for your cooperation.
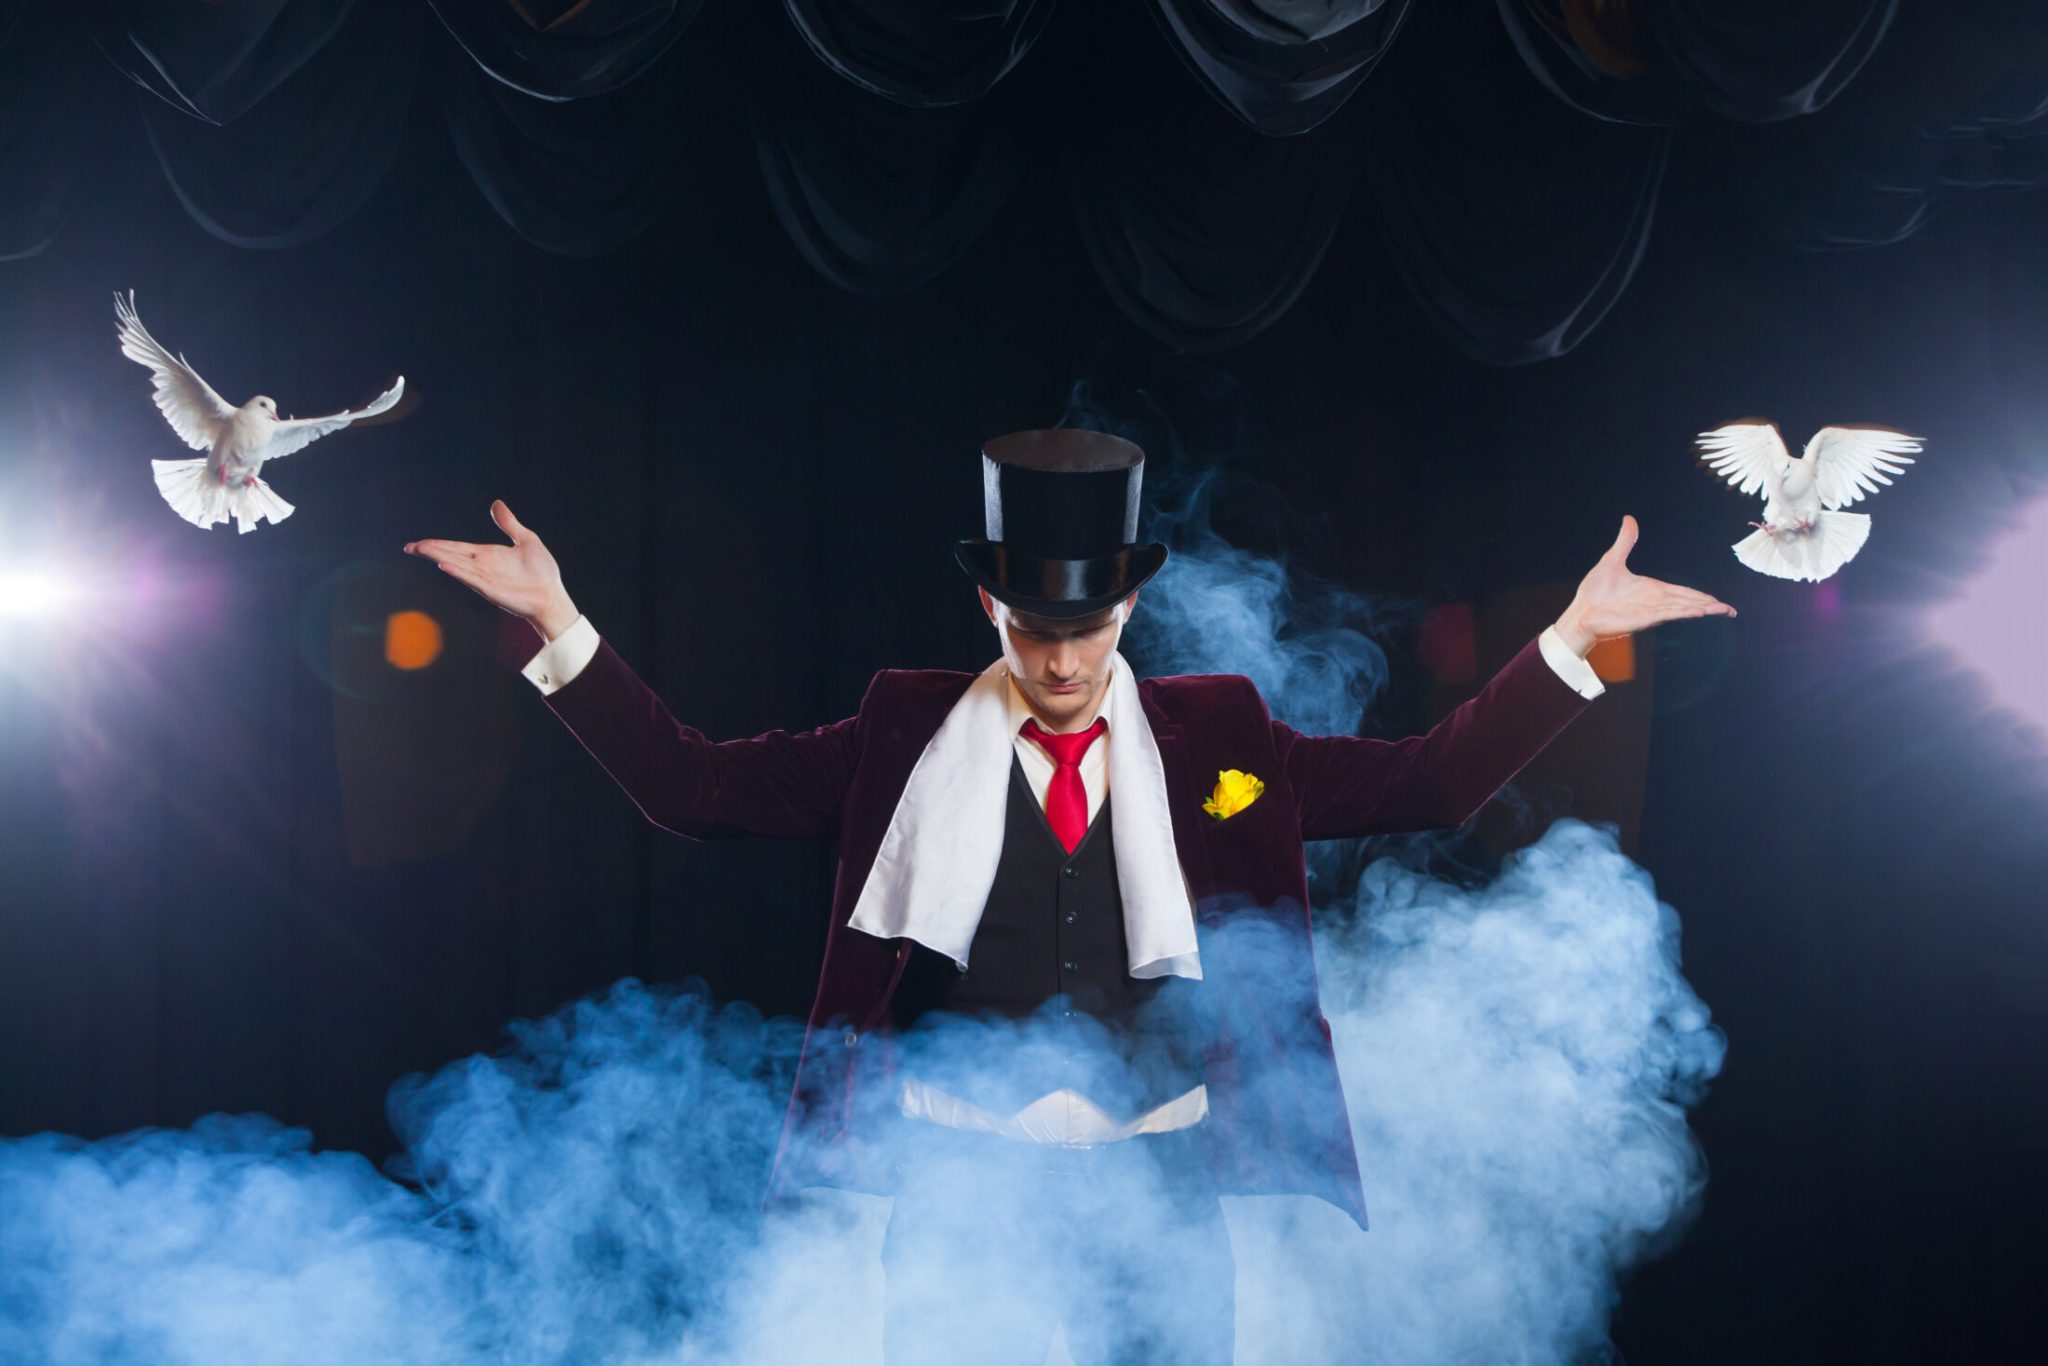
[953,428,1169,619]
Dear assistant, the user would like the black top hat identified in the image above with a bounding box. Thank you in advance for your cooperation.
[953,428,1169,619]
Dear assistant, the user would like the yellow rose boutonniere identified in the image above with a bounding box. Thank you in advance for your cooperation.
[1203,769,1264,820]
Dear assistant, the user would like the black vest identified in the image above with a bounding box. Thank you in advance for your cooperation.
[891,752,1210,1121]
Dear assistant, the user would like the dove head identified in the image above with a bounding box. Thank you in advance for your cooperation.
[249,396,280,422]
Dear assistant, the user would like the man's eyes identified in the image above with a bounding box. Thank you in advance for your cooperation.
[1024,626,1108,642]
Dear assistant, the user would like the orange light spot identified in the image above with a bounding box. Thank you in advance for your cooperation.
[1589,633,1635,683]
[384,610,443,670]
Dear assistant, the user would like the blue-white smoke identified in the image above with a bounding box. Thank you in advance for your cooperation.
[0,447,1723,1363]
[1128,447,1725,1363]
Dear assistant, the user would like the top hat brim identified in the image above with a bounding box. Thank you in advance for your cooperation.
[954,540,1167,620]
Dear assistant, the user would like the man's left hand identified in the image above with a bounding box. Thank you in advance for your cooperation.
[1553,515,1736,658]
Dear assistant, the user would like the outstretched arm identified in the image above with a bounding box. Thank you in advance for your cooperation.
[1277,515,1734,840]
[405,502,858,840]
[1274,634,1589,838]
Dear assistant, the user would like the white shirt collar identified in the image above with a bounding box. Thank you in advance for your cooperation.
[846,650,1201,980]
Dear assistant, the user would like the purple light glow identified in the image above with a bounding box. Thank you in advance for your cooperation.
[1927,497,2048,734]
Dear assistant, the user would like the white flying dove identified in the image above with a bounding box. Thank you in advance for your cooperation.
[1696,420,1921,582]
[115,290,404,533]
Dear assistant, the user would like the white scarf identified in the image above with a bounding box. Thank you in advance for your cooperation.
[845,650,1202,980]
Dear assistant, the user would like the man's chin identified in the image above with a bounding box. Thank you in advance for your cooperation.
[1031,687,1094,720]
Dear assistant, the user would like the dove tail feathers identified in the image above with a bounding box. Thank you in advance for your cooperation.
[1732,510,1870,582]
[151,458,295,534]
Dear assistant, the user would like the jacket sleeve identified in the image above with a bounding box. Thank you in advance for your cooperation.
[540,638,862,841]
[1271,633,1594,841]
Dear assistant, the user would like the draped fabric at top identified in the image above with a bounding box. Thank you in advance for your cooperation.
[783,0,1057,107]
[752,23,1023,294]
[142,3,423,251]
[1070,14,1363,349]
[1495,0,1898,125]
[1723,1,2048,250]
[1366,2,1667,365]
[427,0,705,102]
[1146,0,1417,135]
[447,38,705,259]
[9,0,2048,359]
[79,0,358,126]
[0,2,89,260]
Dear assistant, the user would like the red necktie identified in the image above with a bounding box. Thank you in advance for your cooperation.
[1020,716,1107,854]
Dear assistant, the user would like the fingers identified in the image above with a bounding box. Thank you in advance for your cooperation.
[1607,514,1639,562]
[1654,587,1737,622]
[490,499,529,545]
[1660,586,1735,617]
[404,538,480,562]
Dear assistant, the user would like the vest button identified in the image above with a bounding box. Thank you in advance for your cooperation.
[1063,960,1079,973]
[1064,912,1078,925]
[1063,865,1078,878]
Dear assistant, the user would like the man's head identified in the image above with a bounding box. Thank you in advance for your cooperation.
[981,587,1139,732]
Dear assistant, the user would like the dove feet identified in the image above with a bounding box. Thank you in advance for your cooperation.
[1749,518,1814,536]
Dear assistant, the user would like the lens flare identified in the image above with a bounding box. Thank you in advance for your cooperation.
[383,609,444,670]
[0,568,74,619]
[1927,497,2048,734]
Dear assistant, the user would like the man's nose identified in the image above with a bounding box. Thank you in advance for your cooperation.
[1048,641,1080,678]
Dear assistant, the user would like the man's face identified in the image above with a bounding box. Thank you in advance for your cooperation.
[980,588,1137,733]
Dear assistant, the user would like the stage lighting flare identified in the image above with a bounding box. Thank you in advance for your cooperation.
[0,568,75,619]
[384,609,443,670]
[1927,497,2048,733]
[1589,634,1636,683]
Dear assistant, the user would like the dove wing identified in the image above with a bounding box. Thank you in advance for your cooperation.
[114,291,235,452]
[1695,421,1789,498]
[1807,426,1920,509]
[263,376,405,461]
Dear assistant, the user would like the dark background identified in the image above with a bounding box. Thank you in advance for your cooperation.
[2,2,2045,1361]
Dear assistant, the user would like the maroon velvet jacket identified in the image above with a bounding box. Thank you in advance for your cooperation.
[543,634,1593,1228]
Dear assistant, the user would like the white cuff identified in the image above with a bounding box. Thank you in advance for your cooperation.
[1538,625,1606,700]
[522,615,601,696]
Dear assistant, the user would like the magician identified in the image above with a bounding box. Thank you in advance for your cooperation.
[405,428,1735,1364]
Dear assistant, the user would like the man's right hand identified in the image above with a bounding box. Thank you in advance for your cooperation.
[405,500,581,641]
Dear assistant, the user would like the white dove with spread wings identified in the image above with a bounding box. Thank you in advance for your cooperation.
[1696,420,1921,582]
[115,291,403,533]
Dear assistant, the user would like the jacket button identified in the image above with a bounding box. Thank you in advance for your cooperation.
[1063,865,1078,878]
[1064,912,1078,925]
[842,1030,858,1047]
[1063,960,1078,973]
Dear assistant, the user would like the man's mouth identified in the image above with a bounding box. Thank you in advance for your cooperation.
[1045,682,1083,694]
